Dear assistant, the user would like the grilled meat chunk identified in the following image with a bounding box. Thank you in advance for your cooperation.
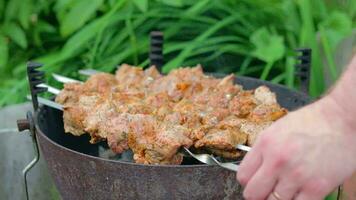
[194,115,248,158]
[127,114,193,164]
[55,73,117,137]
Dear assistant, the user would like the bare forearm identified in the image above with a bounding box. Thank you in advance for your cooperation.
[324,56,356,131]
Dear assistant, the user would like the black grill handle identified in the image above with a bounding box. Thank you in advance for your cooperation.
[150,31,164,71]
[295,48,311,94]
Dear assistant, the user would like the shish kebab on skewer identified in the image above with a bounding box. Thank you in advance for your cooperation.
[35,64,287,165]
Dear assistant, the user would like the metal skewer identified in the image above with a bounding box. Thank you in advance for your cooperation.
[78,69,100,76]
[52,73,83,83]
[236,144,251,152]
[26,95,63,110]
[183,147,240,172]
[38,83,60,95]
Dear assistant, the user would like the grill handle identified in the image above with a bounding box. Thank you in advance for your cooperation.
[16,111,40,200]
[16,61,48,200]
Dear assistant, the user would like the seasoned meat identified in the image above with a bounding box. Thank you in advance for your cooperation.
[195,128,247,151]
[55,83,82,105]
[82,73,117,94]
[249,104,287,122]
[127,114,193,164]
[229,91,256,117]
[57,64,288,165]
[115,64,161,92]
[195,115,248,159]
[56,73,117,138]
[105,114,131,153]
[149,65,210,101]
[254,85,277,105]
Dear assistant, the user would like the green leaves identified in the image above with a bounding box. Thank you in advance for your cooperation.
[319,11,352,50]
[250,27,285,63]
[59,0,104,37]
[2,23,27,49]
[133,0,148,12]
[318,11,352,82]
[4,0,33,29]
[156,0,183,7]
[0,35,9,69]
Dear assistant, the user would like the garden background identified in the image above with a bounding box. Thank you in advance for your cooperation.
[0,0,355,106]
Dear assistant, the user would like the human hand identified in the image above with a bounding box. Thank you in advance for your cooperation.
[237,96,356,200]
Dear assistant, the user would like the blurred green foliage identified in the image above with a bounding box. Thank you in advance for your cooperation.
[0,0,355,106]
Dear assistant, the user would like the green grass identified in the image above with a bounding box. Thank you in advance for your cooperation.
[0,0,355,107]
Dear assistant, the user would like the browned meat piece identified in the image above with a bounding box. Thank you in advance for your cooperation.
[61,107,86,136]
[56,83,85,135]
[149,65,209,101]
[115,65,161,92]
[144,65,162,79]
[110,92,152,114]
[56,73,117,138]
[115,64,145,86]
[216,115,246,129]
[82,73,117,93]
[194,127,247,159]
[55,83,82,105]
[193,74,241,108]
[105,114,131,153]
[62,94,102,136]
[253,85,277,105]
[249,104,287,122]
[206,148,243,159]
[145,92,174,120]
[127,114,193,164]
[164,99,206,140]
[229,91,256,117]
[195,128,247,150]
[83,99,114,143]
[240,121,273,146]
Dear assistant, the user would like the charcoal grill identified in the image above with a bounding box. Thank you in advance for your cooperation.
[16,32,313,200]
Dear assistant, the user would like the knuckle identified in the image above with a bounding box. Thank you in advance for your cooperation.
[236,173,248,186]
[271,152,289,169]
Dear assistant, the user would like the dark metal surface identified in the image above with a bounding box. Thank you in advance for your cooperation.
[31,75,309,200]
